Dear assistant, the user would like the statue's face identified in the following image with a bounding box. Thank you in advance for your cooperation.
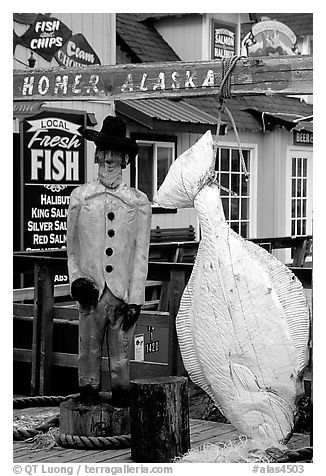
[97,149,125,188]
[97,149,128,169]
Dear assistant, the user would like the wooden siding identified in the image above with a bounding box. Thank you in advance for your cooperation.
[13,13,116,182]
[154,16,203,62]
[13,13,116,69]
[155,14,249,62]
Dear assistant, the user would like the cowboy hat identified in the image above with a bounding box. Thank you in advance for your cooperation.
[82,115,139,162]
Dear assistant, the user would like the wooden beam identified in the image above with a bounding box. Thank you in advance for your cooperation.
[31,262,54,396]
[13,55,312,101]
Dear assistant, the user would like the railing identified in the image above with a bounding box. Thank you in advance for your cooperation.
[13,236,312,396]
[13,253,192,396]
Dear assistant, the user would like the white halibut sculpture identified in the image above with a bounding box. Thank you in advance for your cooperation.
[154,131,310,445]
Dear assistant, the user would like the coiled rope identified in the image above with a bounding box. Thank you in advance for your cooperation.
[13,395,131,450]
[57,433,131,450]
[13,395,68,409]
[266,446,313,463]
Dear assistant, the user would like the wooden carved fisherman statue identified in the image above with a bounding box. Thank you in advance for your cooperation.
[67,116,152,406]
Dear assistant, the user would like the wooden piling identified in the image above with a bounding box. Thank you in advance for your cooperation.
[130,376,190,463]
[59,394,130,437]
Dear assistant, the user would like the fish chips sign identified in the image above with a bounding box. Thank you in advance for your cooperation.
[22,111,85,263]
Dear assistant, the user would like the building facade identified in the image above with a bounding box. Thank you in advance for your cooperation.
[115,13,313,262]
[13,12,313,264]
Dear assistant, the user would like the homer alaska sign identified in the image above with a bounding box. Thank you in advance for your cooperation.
[13,55,313,100]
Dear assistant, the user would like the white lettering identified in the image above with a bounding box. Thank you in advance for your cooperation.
[140,74,148,91]
[44,150,52,180]
[50,234,67,244]
[72,74,82,94]
[185,70,196,88]
[29,150,80,181]
[51,208,68,218]
[54,220,67,230]
[171,71,181,89]
[31,150,43,180]
[31,208,50,219]
[40,195,70,205]
[35,20,60,33]
[121,74,134,92]
[22,77,35,96]
[65,151,79,181]
[54,275,68,283]
[202,69,215,88]
[38,76,50,95]
[54,75,69,95]
[52,150,66,181]
[28,221,53,232]
[28,131,80,150]
[85,75,100,94]
[33,235,48,245]
[152,72,165,91]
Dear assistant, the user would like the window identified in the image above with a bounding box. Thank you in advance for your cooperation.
[215,147,251,238]
[135,140,175,202]
[291,156,309,236]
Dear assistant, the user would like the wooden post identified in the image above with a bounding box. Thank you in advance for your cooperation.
[59,394,130,437]
[168,268,187,376]
[292,238,308,267]
[31,261,54,396]
[130,376,190,462]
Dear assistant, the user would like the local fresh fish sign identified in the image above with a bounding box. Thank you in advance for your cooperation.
[22,111,85,280]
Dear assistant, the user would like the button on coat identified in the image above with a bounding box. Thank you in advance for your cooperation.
[67,181,152,305]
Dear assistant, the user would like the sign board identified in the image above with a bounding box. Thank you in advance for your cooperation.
[14,14,101,67]
[21,110,86,282]
[13,13,50,24]
[18,14,72,62]
[212,22,235,59]
[293,130,313,146]
[132,324,168,364]
[55,33,101,68]
[242,20,298,57]
[13,55,313,101]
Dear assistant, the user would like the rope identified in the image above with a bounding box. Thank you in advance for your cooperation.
[13,395,68,408]
[224,106,249,182]
[213,56,249,196]
[13,395,131,450]
[267,446,313,463]
[57,433,131,450]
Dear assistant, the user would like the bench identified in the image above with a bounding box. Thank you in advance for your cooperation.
[150,225,196,243]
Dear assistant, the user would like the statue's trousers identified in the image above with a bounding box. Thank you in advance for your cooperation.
[78,286,135,393]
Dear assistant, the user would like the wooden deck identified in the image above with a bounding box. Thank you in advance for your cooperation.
[13,419,310,463]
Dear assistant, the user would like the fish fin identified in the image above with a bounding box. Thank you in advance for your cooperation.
[231,230,310,375]
[176,243,217,402]
[230,362,261,393]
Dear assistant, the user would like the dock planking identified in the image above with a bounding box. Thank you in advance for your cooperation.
[13,419,310,463]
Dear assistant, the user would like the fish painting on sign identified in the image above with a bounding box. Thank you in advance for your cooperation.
[153,131,310,446]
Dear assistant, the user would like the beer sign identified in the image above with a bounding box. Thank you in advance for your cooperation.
[293,130,313,146]
[22,110,86,275]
